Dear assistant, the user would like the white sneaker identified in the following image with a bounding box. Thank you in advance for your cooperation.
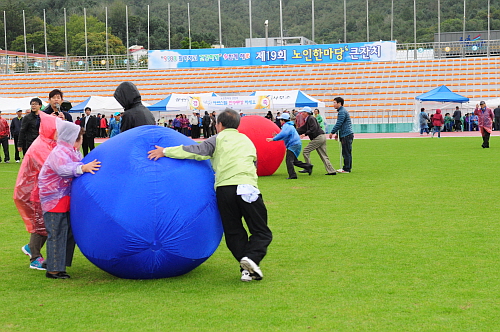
[240,257,263,280]
[241,270,252,282]
[337,169,350,173]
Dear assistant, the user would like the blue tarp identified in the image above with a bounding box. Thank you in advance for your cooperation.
[415,85,469,103]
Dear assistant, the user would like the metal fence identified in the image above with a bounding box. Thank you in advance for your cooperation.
[0,54,149,74]
[396,39,500,60]
[2,40,500,74]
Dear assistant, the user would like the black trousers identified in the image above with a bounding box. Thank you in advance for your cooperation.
[191,125,200,138]
[13,134,21,161]
[203,125,211,138]
[216,185,272,266]
[29,232,47,262]
[285,149,310,178]
[0,136,9,162]
[482,130,491,148]
[495,117,500,131]
[82,135,95,156]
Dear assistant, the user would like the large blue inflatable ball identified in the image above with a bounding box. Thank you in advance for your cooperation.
[70,125,223,279]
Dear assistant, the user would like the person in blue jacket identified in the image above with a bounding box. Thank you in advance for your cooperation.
[266,113,313,179]
[329,97,354,173]
[108,112,122,138]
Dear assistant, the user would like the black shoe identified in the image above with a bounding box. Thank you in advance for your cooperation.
[325,172,337,175]
[298,170,308,173]
[46,272,71,279]
[306,165,313,175]
[286,176,297,179]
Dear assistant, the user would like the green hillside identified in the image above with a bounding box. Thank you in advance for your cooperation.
[1,0,499,54]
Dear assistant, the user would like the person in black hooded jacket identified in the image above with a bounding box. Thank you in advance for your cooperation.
[114,82,155,132]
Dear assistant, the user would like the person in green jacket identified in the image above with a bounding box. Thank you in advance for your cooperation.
[148,108,272,282]
[314,108,326,132]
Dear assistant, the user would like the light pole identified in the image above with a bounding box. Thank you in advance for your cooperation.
[188,3,191,49]
[311,0,314,42]
[279,0,284,46]
[249,0,252,47]
[218,0,222,48]
[265,20,269,47]
[343,0,346,43]
[366,0,369,42]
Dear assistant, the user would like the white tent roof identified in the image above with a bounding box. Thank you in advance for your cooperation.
[69,96,150,115]
[250,90,326,108]
[0,97,48,113]
[466,98,500,110]
[147,93,218,112]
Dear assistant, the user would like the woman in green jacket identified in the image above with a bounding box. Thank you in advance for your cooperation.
[314,108,326,132]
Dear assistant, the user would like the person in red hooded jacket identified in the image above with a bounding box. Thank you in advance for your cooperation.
[432,109,444,138]
[13,111,58,270]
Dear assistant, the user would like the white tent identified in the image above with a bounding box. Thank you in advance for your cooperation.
[250,90,326,108]
[0,97,48,113]
[69,96,150,116]
[147,93,218,112]
[466,98,500,111]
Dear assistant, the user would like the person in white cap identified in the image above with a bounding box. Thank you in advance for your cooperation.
[266,112,312,179]
[296,106,336,175]
[189,111,200,138]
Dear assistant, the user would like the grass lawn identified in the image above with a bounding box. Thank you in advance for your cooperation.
[1,136,499,331]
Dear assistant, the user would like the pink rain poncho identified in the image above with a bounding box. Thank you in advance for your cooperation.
[38,120,83,213]
[13,111,57,236]
[474,106,494,134]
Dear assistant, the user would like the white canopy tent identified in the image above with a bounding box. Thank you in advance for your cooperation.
[465,98,500,111]
[69,96,150,116]
[0,97,48,114]
[147,93,218,112]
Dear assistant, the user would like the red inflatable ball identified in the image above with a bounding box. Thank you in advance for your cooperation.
[238,115,286,176]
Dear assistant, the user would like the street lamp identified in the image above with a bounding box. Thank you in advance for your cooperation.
[264,20,269,47]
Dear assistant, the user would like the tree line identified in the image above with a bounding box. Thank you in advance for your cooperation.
[1,0,500,56]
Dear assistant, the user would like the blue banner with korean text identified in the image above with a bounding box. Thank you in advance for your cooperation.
[148,41,396,70]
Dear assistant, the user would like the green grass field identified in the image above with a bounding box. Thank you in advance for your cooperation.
[1,136,499,331]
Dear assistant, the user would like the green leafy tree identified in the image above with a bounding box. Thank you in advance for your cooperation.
[10,25,65,55]
[180,37,212,49]
[72,31,126,56]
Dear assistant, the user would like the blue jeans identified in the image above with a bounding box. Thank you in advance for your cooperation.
[44,212,75,272]
[340,133,354,172]
[419,124,429,135]
[433,126,441,137]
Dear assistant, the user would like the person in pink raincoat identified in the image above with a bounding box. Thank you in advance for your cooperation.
[474,101,495,148]
[13,111,58,270]
[39,119,100,279]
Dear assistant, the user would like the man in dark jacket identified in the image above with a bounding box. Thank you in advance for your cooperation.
[452,106,462,132]
[494,105,500,131]
[296,106,336,175]
[17,98,43,154]
[114,82,155,132]
[80,107,99,156]
[202,111,212,138]
[10,109,23,162]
